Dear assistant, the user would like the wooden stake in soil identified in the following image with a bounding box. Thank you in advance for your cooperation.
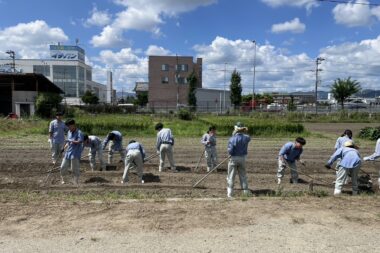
[192,156,230,188]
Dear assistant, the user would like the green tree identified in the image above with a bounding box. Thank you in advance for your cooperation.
[81,90,99,105]
[242,94,252,103]
[187,71,197,111]
[35,92,63,118]
[330,77,361,110]
[287,95,296,111]
[134,92,148,107]
[230,69,242,109]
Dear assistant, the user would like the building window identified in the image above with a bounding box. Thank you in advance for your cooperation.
[175,64,188,72]
[161,64,169,71]
[86,69,92,81]
[33,65,50,76]
[175,76,187,84]
[161,76,169,84]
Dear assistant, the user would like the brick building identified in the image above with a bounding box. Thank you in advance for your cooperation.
[148,56,202,108]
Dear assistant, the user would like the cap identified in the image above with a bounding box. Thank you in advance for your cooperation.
[235,122,244,127]
[344,140,354,147]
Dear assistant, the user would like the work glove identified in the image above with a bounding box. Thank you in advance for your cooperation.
[325,164,332,170]
[156,150,160,154]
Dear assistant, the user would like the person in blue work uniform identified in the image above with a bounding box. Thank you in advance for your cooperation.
[332,129,356,184]
[48,112,68,164]
[325,140,361,196]
[226,122,251,198]
[277,137,306,185]
[102,130,126,165]
[363,137,380,189]
[121,140,146,184]
[60,119,84,185]
[83,134,106,171]
[201,126,218,172]
[155,123,176,172]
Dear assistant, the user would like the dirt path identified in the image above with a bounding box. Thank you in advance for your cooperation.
[1,197,379,253]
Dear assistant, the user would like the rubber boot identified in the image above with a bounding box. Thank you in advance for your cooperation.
[227,187,233,198]
[334,189,341,196]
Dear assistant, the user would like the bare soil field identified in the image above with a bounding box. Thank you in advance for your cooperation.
[0,122,379,252]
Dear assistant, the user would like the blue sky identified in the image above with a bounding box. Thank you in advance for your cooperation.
[0,0,380,94]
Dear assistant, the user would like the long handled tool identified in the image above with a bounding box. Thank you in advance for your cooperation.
[193,148,206,172]
[144,153,159,163]
[192,156,230,188]
[287,163,332,186]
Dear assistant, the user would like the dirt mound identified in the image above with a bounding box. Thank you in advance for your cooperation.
[84,177,110,184]
[142,173,160,183]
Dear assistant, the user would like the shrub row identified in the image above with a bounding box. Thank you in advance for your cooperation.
[358,126,380,141]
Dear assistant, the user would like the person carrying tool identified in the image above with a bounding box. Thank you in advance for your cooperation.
[201,126,218,172]
[60,119,84,185]
[102,130,126,165]
[277,137,306,185]
[226,122,251,198]
[325,140,361,196]
[83,134,106,171]
[48,112,68,165]
[363,137,380,189]
[121,140,146,184]
[155,122,177,172]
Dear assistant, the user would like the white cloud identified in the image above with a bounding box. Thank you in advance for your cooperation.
[261,0,318,11]
[84,6,112,27]
[91,0,216,47]
[145,45,172,56]
[0,20,68,59]
[90,25,125,48]
[332,0,375,27]
[371,6,380,20]
[193,36,380,93]
[271,18,306,34]
[90,47,149,91]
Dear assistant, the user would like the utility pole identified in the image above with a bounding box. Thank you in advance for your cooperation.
[6,50,16,73]
[223,62,227,111]
[176,54,179,109]
[315,57,325,114]
[252,40,257,111]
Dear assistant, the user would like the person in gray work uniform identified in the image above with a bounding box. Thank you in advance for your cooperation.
[155,123,176,172]
[226,122,251,198]
[121,140,146,184]
[83,134,106,171]
[48,112,68,165]
[201,126,218,172]
[102,130,126,165]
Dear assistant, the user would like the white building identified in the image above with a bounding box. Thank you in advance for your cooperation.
[0,45,109,104]
[196,88,231,112]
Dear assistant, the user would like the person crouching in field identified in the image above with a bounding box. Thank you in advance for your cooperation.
[121,140,146,184]
[155,123,177,172]
[226,122,251,198]
[83,134,106,171]
[363,137,380,189]
[277,137,306,185]
[48,112,68,165]
[102,130,126,165]
[201,126,218,172]
[60,119,84,185]
[325,140,361,196]
[334,129,354,184]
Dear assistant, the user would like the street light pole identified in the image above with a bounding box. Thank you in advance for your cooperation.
[252,40,257,111]
[315,57,325,114]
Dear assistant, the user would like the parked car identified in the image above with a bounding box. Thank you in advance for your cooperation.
[344,100,368,109]
[267,103,283,112]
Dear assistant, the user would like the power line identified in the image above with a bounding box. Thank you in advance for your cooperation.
[317,0,380,6]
